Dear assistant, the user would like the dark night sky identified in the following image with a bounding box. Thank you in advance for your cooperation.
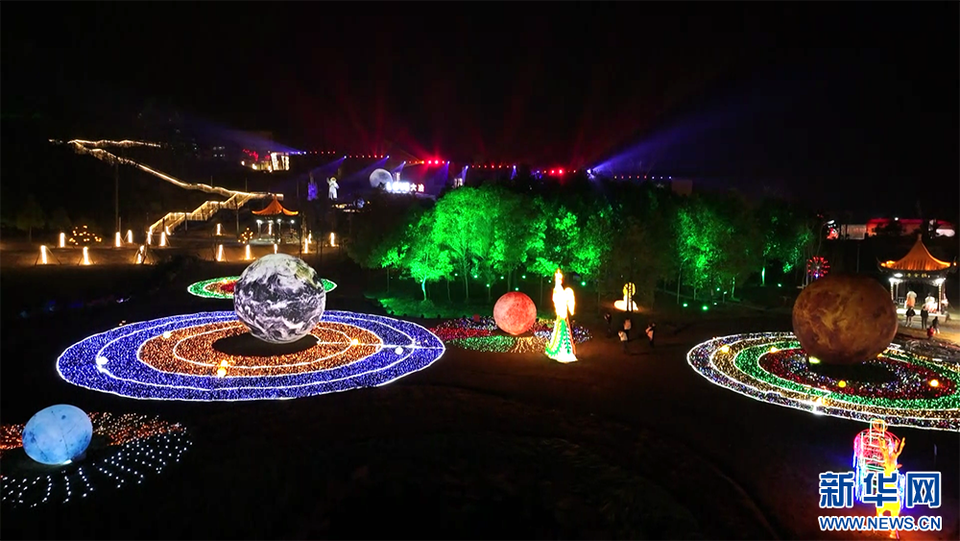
[2,2,958,215]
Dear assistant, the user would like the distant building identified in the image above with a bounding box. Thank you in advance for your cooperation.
[829,218,955,240]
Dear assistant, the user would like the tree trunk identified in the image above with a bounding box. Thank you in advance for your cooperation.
[676,268,682,303]
[731,276,737,300]
[421,278,427,301]
[446,279,452,303]
[540,275,545,307]
[462,266,469,301]
[386,268,390,293]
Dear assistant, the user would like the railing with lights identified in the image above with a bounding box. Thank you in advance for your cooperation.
[61,140,279,236]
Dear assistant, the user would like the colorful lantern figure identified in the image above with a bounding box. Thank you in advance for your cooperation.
[546,269,577,363]
[807,256,830,281]
[852,419,906,519]
[614,282,638,311]
[327,177,339,200]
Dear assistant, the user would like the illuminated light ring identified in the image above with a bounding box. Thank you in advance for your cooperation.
[187,276,338,299]
[57,311,445,401]
[0,412,190,509]
[139,321,381,375]
[430,317,591,353]
[687,333,960,431]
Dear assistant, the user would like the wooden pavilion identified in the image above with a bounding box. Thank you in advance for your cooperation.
[251,196,298,242]
[880,235,956,313]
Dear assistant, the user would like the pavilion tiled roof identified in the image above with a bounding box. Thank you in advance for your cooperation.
[880,236,953,272]
[252,196,298,216]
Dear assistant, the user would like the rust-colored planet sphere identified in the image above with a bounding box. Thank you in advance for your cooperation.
[792,273,898,365]
[493,292,537,336]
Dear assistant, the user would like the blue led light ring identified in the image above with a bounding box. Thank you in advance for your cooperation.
[57,311,445,401]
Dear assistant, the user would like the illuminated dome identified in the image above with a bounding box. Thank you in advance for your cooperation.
[369,169,393,188]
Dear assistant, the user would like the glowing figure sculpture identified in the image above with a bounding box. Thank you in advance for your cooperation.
[115,231,122,247]
[126,229,133,243]
[82,247,91,265]
[852,419,906,512]
[614,282,638,311]
[40,245,48,265]
[327,177,339,200]
[59,232,66,248]
[244,244,252,260]
[159,232,167,247]
[546,269,577,363]
[234,253,326,344]
[216,244,224,262]
[21,405,93,465]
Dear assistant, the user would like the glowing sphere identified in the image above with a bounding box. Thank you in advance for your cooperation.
[22,405,93,465]
[369,168,393,188]
[234,254,326,344]
[493,292,537,336]
[792,274,897,365]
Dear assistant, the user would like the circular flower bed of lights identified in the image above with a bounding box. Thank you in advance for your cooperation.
[1,412,190,508]
[187,276,338,299]
[429,317,591,354]
[687,332,960,431]
[57,311,445,401]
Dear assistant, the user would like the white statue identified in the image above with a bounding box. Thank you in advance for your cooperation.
[327,177,339,200]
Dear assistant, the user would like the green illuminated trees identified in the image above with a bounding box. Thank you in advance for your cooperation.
[363,175,816,309]
[430,186,496,301]
[756,199,816,285]
[399,209,453,300]
[675,196,722,299]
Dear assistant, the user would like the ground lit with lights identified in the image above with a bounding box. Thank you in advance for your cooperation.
[187,276,337,300]
[57,311,445,401]
[430,317,591,354]
[0,412,190,508]
[687,333,960,431]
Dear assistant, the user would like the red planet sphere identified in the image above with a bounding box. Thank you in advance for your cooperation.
[493,292,537,336]
[792,273,898,365]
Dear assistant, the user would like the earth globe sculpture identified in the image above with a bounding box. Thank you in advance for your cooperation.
[493,291,537,335]
[792,273,897,364]
[234,253,327,344]
[22,404,93,465]
[369,168,393,189]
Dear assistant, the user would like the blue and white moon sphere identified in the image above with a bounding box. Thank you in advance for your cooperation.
[21,405,93,466]
[234,253,326,344]
[369,168,393,188]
